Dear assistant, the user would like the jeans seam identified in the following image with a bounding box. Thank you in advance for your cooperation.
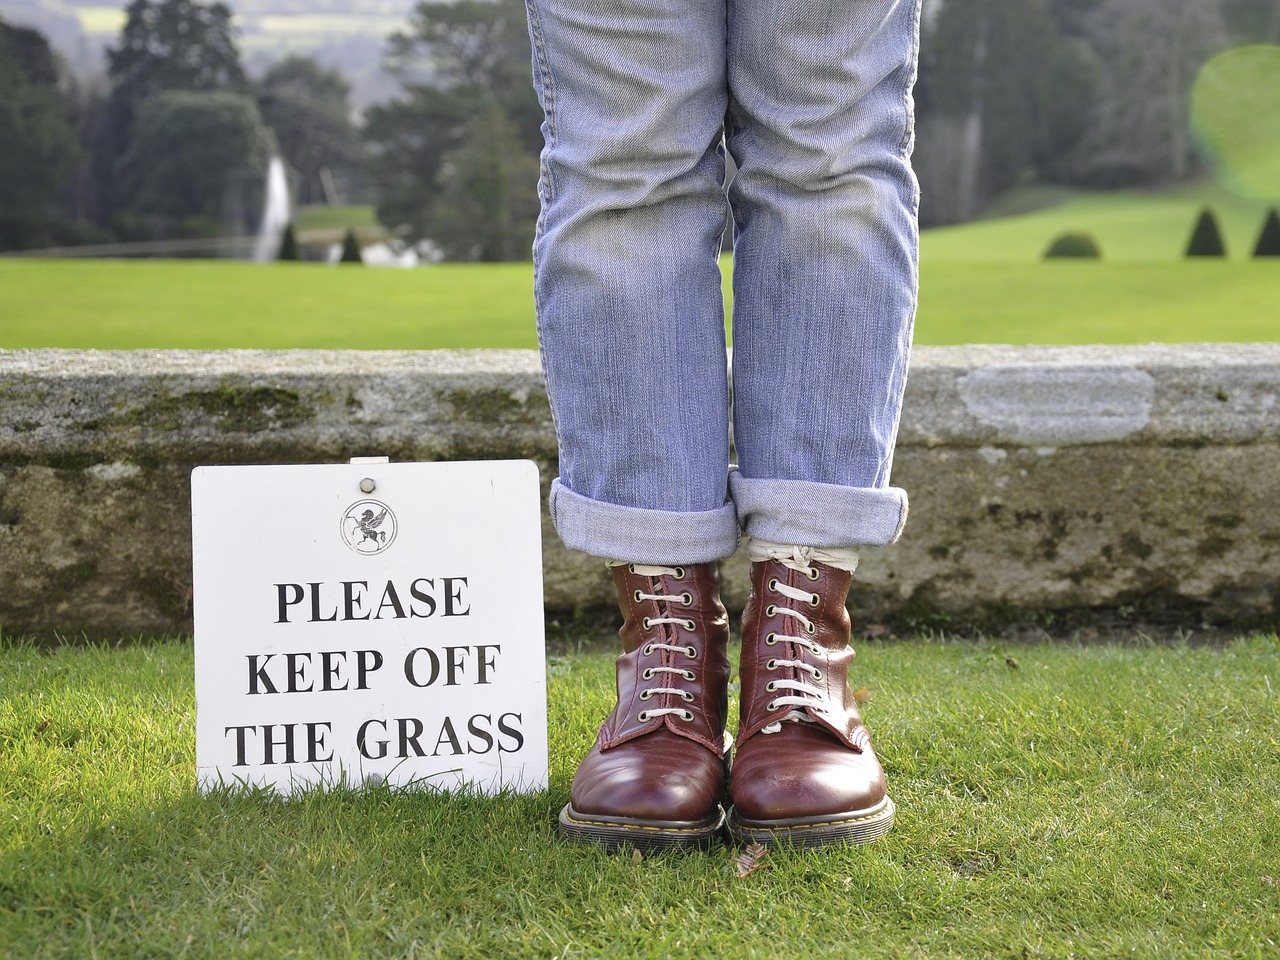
[525,0,567,481]
[898,0,923,158]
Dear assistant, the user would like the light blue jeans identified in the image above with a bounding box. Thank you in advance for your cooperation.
[525,0,921,565]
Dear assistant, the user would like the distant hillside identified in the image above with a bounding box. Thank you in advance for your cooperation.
[0,0,416,107]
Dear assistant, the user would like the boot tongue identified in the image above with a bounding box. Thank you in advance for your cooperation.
[762,708,818,734]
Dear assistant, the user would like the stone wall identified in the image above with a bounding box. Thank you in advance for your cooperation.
[1,345,1276,637]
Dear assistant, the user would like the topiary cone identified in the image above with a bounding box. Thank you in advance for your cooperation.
[1254,208,1280,257]
[340,228,363,264]
[277,222,299,261]
[1186,208,1226,257]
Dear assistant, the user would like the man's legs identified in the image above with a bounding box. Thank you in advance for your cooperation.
[525,0,737,848]
[526,0,738,566]
[724,0,922,847]
[726,0,921,548]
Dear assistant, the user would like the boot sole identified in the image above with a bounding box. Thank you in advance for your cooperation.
[558,803,727,852]
[726,795,895,850]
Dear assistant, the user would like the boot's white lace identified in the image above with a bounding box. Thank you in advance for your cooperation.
[611,562,699,724]
[752,548,853,735]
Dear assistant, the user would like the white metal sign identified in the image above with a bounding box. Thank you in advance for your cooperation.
[191,459,547,796]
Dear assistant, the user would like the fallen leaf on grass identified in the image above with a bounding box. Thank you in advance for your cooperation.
[861,623,889,639]
[852,688,872,704]
[631,848,643,864]
[733,843,768,878]
[1005,657,1020,670]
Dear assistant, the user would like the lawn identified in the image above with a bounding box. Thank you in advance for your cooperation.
[2,633,1278,959]
[923,181,1277,263]
[0,183,1276,349]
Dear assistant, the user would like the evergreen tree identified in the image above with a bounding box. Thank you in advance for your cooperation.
[1044,232,1102,258]
[0,19,82,249]
[94,0,249,233]
[257,57,360,206]
[339,229,363,263]
[113,90,272,234]
[1186,208,1227,257]
[364,0,541,259]
[277,222,299,261]
[108,0,246,107]
[1254,208,1280,257]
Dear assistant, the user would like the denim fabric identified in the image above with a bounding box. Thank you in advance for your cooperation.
[525,0,921,564]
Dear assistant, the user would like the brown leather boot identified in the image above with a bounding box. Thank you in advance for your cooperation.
[727,558,894,849]
[558,562,731,851]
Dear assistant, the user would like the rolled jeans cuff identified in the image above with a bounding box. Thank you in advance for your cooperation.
[549,478,741,564]
[728,470,909,548]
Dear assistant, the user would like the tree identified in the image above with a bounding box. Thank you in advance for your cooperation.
[2,19,60,87]
[1223,0,1280,43]
[91,0,249,232]
[427,105,539,260]
[1079,0,1228,184]
[1186,207,1227,257]
[0,19,82,249]
[277,221,300,261]
[365,0,542,258]
[1254,208,1280,257]
[339,228,363,263]
[108,0,246,107]
[915,0,1059,223]
[113,90,272,236]
[257,56,360,205]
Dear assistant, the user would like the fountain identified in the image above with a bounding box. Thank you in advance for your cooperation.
[252,157,291,262]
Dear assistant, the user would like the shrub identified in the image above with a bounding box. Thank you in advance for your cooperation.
[276,222,299,261]
[339,229,363,264]
[1186,208,1226,257]
[1043,232,1102,259]
[1253,208,1280,258]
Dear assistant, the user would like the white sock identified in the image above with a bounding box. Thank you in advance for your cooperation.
[745,537,860,574]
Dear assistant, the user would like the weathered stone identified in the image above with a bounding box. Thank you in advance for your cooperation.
[0,345,1276,636]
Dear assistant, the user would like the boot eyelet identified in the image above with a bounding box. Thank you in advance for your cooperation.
[683,619,696,631]
[683,670,696,681]
[808,594,820,607]
[765,604,777,616]
[765,701,780,712]
[681,592,693,605]
[806,567,820,581]
[765,658,778,670]
[642,642,655,656]
[637,710,651,722]
[641,616,652,630]
[805,623,816,635]
[680,710,694,722]
[813,669,823,681]
[641,668,654,680]
[628,564,637,574]
[685,645,698,659]
[639,689,652,701]
[764,633,777,645]
[767,577,779,591]
[672,566,686,579]
[765,680,777,692]
[633,590,644,603]
[681,691,695,702]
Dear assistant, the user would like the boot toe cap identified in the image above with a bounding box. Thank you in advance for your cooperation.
[570,729,725,823]
[730,724,886,822]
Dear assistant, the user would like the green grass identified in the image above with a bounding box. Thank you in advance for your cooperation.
[0,260,539,350]
[2,634,1278,958]
[922,181,1276,263]
[917,261,1279,344]
[295,205,382,233]
[1,183,1277,349]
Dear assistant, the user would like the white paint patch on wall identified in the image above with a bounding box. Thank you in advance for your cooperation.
[958,367,1156,446]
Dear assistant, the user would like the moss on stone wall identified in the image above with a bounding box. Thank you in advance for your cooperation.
[111,386,312,434]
